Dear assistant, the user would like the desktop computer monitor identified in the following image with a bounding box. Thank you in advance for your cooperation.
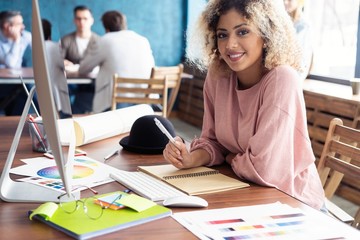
[31,0,74,198]
[0,0,76,202]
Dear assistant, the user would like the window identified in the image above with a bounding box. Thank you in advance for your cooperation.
[305,0,360,80]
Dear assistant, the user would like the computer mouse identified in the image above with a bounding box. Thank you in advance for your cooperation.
[162,195,208,208]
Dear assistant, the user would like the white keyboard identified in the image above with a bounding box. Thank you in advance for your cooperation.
[110,170,187,202]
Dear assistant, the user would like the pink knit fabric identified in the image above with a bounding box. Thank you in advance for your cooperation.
[191,65,325,210]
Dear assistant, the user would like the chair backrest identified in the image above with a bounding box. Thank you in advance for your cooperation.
[112,74,168,117]
[317,118,360,227]
[150,63,183,117]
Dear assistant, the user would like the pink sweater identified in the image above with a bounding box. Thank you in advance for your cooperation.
[191,65,325,210]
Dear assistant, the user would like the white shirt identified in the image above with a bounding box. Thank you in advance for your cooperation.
[79,30,155,113]
[75,36,90,58]
[45,40,72,115]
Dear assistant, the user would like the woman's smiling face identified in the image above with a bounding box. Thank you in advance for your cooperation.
[216,8,264,74]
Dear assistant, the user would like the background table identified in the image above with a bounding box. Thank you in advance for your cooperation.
[0,67,94,84]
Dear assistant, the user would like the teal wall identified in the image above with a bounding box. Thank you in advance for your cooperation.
[0,0,188,66]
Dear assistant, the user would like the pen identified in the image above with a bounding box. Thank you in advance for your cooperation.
[28,115,48,151]
[104,149,119,161]
[154,117,176,144]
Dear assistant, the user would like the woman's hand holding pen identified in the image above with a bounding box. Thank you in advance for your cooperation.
[154,117,210,168]
[163,137,211,169]
[155,117,190,168]
[163,136,191,169]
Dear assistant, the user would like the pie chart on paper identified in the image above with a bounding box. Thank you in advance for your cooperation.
[37,165,94,179]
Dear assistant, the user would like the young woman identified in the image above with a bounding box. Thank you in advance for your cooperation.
[163,0,325,210]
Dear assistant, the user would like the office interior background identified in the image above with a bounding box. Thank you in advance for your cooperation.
[0,0,205,68]
[1,0,359,82]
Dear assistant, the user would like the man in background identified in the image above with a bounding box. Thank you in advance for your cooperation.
[61,5,100,114]
[0,10,32,115]
[79,10,155,113]
[42,19,72,118]
[0,10,31,68]
[61,5,99,66]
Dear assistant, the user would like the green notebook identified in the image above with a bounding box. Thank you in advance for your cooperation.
[29,191,172,240]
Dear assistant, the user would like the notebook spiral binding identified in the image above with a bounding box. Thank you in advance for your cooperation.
[163,170,220,180]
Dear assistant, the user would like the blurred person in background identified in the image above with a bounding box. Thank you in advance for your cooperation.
[283,0,313,79]
[79,10,155,113]
[61,5,99,67]
[0,10,32,115]
[0,10,31,69]
[42,19,72,118]
[61,5,100,114]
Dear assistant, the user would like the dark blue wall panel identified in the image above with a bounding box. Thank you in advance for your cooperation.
[0,0,187,66]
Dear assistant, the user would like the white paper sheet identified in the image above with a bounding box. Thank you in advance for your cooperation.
[172,202,360,240]
[11,156,115,193]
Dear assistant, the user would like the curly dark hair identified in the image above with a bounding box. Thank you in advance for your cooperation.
[186,0,302,73]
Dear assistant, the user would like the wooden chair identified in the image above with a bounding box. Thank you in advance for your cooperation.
[317,118,360,228]
[150,63,184,117]
[354,209,360,229]
[112,74,168,117]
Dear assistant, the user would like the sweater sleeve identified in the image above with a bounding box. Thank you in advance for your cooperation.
[190,66,230,165]
[230,67,315,192]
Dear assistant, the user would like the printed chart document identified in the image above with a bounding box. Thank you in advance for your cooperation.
[29,191,171,240]
[172,202,360,240]
[138,164,249,195]
[10,156,115,193]
[58,104,154,146]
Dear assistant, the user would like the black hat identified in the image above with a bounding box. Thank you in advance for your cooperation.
[119,115,176,154]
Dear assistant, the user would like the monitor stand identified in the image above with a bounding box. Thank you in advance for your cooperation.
[0,86,79,202]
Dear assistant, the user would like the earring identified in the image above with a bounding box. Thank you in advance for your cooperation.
[263,43,267,48]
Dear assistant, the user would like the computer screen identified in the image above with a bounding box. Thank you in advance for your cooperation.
[32,0,73,197]
[0,0,76,202]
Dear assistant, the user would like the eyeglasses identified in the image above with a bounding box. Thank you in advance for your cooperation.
[57,186,125,220]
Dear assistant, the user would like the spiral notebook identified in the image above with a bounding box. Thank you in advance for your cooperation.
[138,164,249,195]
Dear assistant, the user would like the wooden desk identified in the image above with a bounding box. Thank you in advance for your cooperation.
[0,67,94,84]
[0,116,355,239]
